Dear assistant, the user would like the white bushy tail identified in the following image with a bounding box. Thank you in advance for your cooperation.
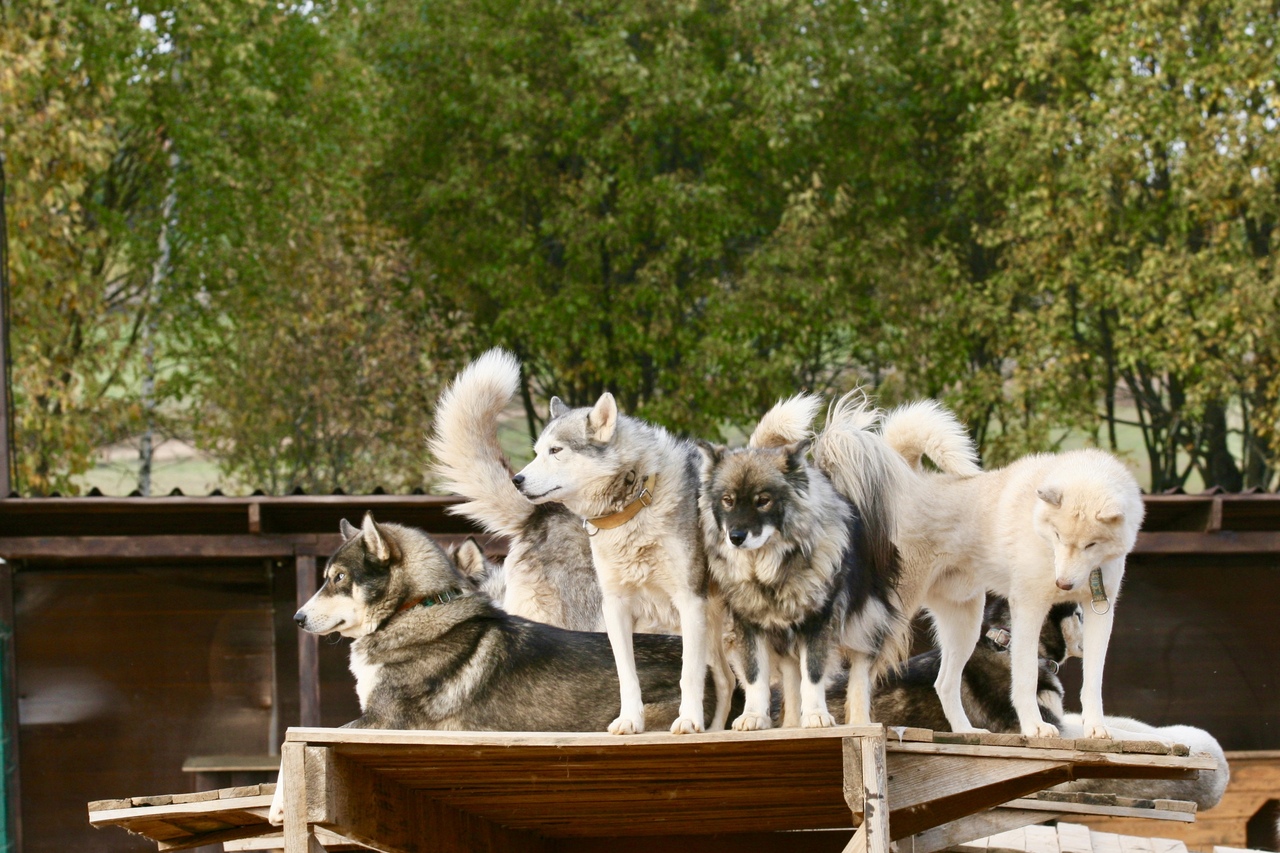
[427,349,535,537]
[748,393,823,449]
[880,400,981,476]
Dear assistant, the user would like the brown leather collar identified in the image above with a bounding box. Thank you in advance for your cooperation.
[584,474,657,533]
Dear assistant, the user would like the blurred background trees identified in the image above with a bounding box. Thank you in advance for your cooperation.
[2,0,1277,494]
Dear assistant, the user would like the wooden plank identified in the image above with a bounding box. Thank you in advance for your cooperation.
[1134,531,1280,554]
[88,795,273,825]
[1024,823,1061,853]
[886,754,1066,811]
[182,755,282,773]
[1090,830,1125,853]
[1002,799,1195,823]
[282,742,313,853]
[907,809,1066,853]
[285,724,884,749]
[1056,822,1094,853]
[1149,839,1188,853]
[884,741,1216,771]
[1118,833,1155,853]
[888,759,1074,839]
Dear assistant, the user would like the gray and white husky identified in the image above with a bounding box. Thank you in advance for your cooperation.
[513,392,733,734]
[696,396,908,730]
[268,512,716,824]
[429,349,602,631]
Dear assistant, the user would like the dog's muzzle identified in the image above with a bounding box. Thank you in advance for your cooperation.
[728,529,748,547]
[293,609,308,628]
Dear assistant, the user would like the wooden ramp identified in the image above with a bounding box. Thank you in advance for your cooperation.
[89,726,1217,853]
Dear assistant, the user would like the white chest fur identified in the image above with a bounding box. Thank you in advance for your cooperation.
[348,646,382,710]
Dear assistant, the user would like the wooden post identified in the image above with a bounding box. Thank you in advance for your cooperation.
[844,730,889,853]
[295,555,321,728]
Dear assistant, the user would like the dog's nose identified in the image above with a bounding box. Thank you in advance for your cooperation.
[729,530,747,547]
[1056,578,1074,591]
[512,474,525,489]
[293,610,307,628]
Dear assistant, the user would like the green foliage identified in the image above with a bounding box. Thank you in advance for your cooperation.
[6,0,1280,493]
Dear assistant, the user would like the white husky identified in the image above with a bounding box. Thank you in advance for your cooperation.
[818,393,1144,738]
[513,392,733,734]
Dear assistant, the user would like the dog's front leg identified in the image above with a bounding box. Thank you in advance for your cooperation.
[732,625,773,731]
[1079,579,1117,739]
[601,590,644,734]
[672,590,708,734]
[798,632,835,728]
[1010,598,1058,737]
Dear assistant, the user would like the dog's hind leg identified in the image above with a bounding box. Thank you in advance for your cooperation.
[1009,597,1058,737]
[930,595,986,732]
[779,655,801,727]
[706,615,734,731]
[601,591,645,735]
[844,652,873,725]
[672,590,709,734]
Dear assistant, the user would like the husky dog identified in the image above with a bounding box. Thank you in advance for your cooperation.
[1053,714,1229,810]
[816,394,1143,739]
[448,537,505,605]
[871,597,1083,732]
[882,409,1144,739]
[268,512,717,824]
[429,349,602,630]
[696,399,907,730]
[512,392,733,735]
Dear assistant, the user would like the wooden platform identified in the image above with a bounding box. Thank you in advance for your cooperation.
[89,726,1218,853]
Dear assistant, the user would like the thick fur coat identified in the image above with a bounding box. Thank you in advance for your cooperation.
[513,392,732,734]
[428,349,602,631]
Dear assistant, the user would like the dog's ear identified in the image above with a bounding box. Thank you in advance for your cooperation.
[1095,506,1124,524]
[782,438,812,473]
[360,512,395,563]
[588,392,618,443]
[549,396,570,421]
[1036,485,1063,508]
[339,518,360,541]
[694,439,725,473]
[451,537,489,580]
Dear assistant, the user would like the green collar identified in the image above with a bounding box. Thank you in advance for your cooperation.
[398,588,464,613]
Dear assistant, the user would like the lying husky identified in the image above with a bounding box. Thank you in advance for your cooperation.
[429,349,602,631]
[697,396,908,730]
[513,392,733,734]
[871,596,1083,732]
[818,393,1143,738]
[269,513,718,824]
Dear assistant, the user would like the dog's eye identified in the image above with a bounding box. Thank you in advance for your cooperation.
[1084,541,1097,549]
[721,494,735,509]
[755,493,772,510]
[548,446,562,456]
[332,572,345,584]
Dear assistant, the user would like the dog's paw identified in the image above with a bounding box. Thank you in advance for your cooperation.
[608,715,643,735]
[801,711,836,729]
[268,786,285,826]
[731,712,772,732]
[1024,721,1060,738]
[1083,723,1112,739]
[670,716,704,735]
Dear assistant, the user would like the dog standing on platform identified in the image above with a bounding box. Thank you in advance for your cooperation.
[512,391,735,735]
[268,513,719,824]
[697,395,909,730]
[428,349,603,631]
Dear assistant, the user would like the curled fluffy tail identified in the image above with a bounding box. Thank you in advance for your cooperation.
[748,393,822,448]
[880,400,980,476]
[428,349,534,537]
